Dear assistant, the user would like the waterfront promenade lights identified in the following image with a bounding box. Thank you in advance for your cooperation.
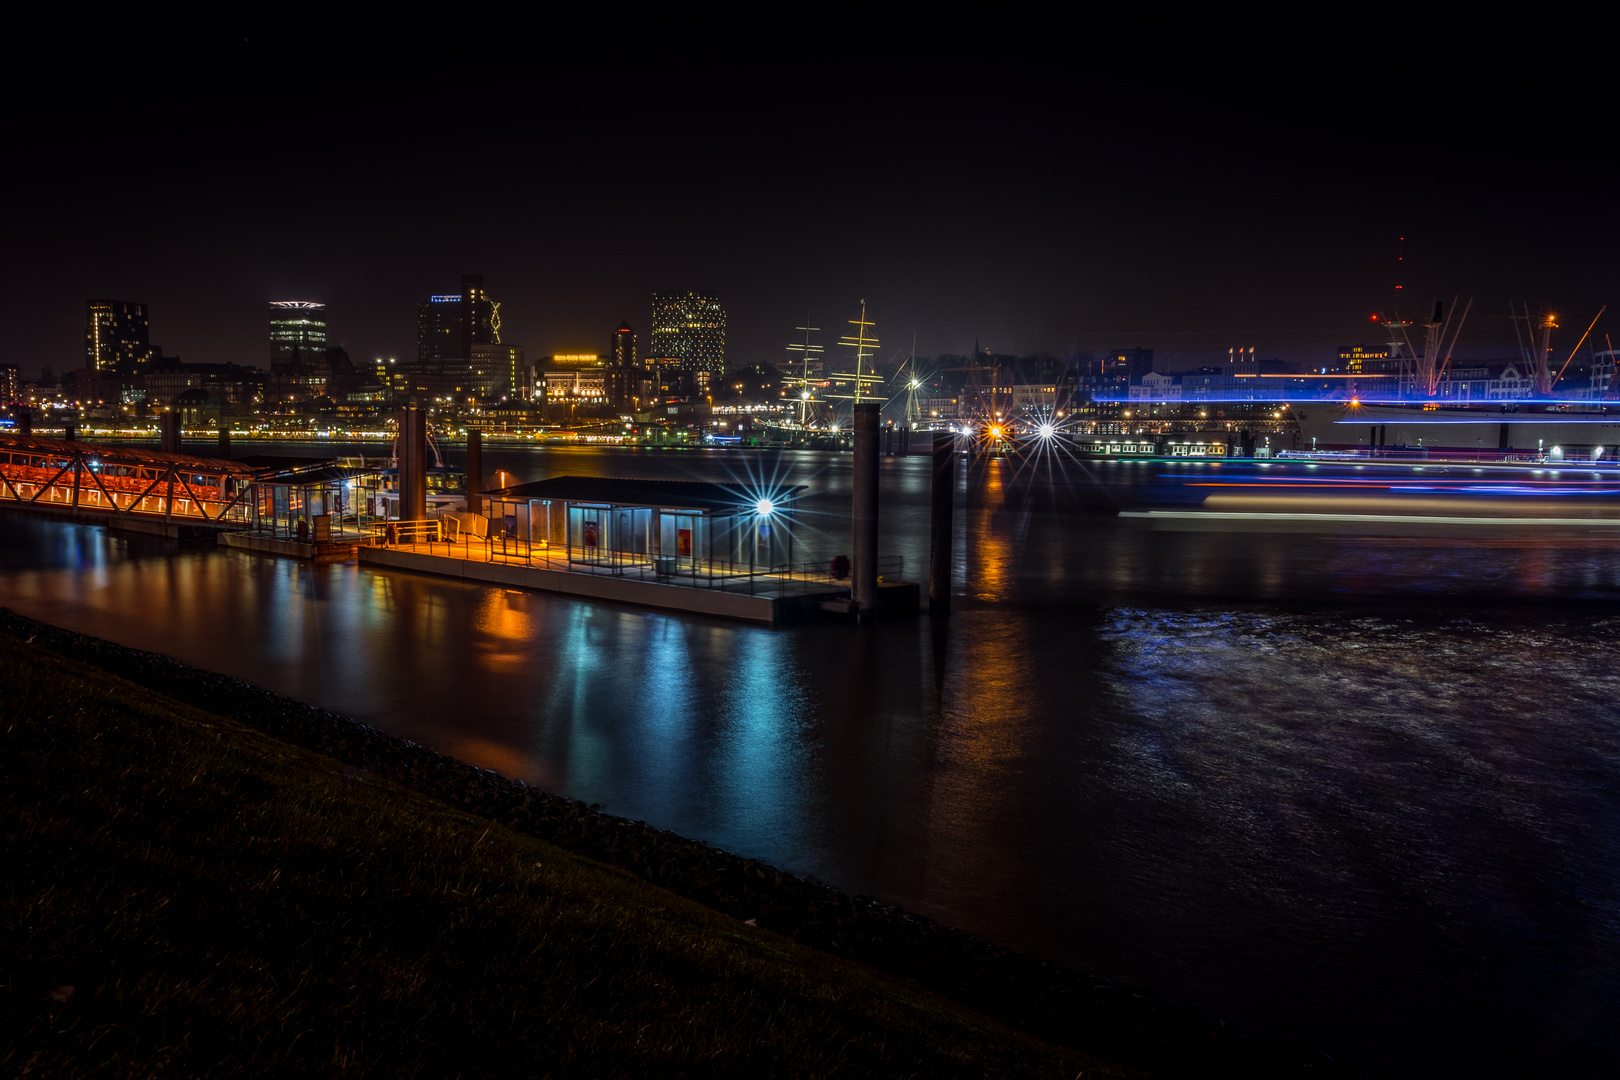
[1037,423,1055,439]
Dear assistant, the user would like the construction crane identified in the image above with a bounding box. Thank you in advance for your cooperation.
[1551,306,1607,389]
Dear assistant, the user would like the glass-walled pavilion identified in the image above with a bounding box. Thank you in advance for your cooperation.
[481,475,802,581]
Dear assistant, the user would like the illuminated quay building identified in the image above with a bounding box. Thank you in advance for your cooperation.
[268,301,327,366]
[1337,344,1389,375]
[85,299,160,372]
[649,291,725,394]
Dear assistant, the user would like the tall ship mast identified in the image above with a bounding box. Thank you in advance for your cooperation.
[828,300,886,411]
[782,321,824,428]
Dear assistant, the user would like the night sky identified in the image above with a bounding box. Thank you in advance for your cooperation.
[5,17,1613,380]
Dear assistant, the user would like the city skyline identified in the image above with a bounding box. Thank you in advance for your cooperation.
[4,20,1613,386]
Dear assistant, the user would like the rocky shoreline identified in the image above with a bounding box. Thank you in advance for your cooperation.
[1,607,1359,1078]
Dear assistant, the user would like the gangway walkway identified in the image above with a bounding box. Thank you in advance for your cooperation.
[0,433,259,537]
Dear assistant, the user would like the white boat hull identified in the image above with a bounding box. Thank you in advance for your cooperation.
[1289,404,1620,460]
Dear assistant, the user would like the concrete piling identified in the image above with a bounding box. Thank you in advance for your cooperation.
[929,431,955,618]
[218,423,231,461]
[466,429,483,517]
[398,406,428,521]
[397,408,412,520]
[407,408,429,521]
[852,403,880,618]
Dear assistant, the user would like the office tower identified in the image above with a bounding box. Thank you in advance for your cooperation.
[470,343,526,399]
[610,321,636,367]
[408,275,520,398]
[0,363,19,404]
[417,274,500,364]
[269,302,328,366]
[649,291,725,392]
[85,299,160,372]
[606,321,639,409]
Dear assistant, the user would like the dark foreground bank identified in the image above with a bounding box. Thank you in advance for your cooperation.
[2,631,1131,1078]
[0,609,1359,1078]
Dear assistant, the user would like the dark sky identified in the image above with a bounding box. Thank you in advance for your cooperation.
[4,16,1614,381]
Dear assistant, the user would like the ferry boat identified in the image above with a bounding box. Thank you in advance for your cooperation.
[1290,402,1620,461]
[1075,435,1234,458]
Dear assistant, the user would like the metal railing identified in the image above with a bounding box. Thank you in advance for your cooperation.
[379,530,903,596]
[372,519,443,544]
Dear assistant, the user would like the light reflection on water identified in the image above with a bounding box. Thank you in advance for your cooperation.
[2,447,1619,1077]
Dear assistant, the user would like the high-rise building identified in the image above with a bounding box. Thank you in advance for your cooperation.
[269,302,328,367]
[0,363,19,405]
[610,322,636,368]
[407,275,521,399]
[649,292,725,392]
[606,321,640,409]
[86,299,160,372]
[471,343,527,399]
[417,274,500,364]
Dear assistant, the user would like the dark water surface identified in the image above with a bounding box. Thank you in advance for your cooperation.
[3,444,1618,1077]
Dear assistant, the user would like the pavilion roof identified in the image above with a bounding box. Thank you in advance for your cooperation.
[481,475,804,514]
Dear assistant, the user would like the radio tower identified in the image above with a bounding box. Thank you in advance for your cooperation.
[1382,236,1413,394]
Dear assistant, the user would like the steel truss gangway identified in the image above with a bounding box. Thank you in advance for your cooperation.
[0,433,261,534]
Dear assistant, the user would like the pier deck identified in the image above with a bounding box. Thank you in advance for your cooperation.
[357,541,918,626]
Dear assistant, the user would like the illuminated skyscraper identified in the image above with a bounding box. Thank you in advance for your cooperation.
[85,299,159,372]
[649,291,725,391]
[610,321,636,368]
[269,301,328,367]
[418,274,500,364]
[606,321,639,409]
[408,275,520,398]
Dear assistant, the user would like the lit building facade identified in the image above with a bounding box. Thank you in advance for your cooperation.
[471,343,526,399]
[1337,344,1389,375]
[649,292,725,391]
[543,368,608,403]
[86,299,160,372]
[0,363,19,405]
[269,301,328,366]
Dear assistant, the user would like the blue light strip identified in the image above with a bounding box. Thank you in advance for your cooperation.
[1092,395,1618,408]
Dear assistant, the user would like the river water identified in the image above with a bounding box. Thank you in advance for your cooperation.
[2,442,1618,1077]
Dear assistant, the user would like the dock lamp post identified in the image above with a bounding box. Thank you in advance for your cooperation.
[751,498,779,574]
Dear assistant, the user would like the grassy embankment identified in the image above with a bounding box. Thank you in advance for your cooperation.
[1,632,1138,1078]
